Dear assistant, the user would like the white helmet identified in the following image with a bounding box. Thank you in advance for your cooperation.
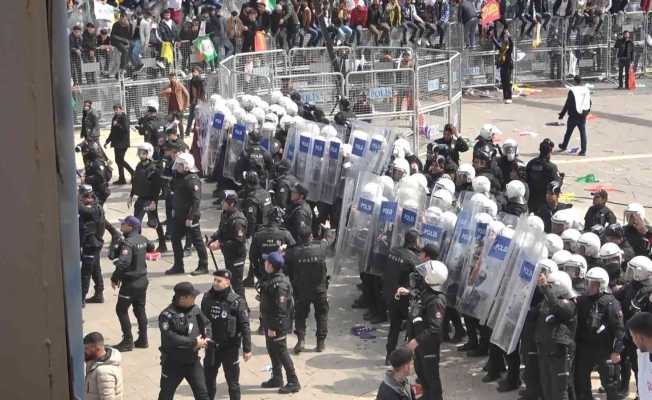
[561,229,582,252]
[472,176,491,195]
[481,197,498,218]
[253,98,269,112]
[546,234,564,256]
[625,203,646,224]
[321,125,338,138]
[598,242,623,261]
[476,212,494,226]
[425,206,443,221]
[174,153,198,173]
[232,107,246,123]
[261,121,276,135]
[552,250,573,269]
[240,95,254,111]
[627,256,652,282]
[361,182,381,201]
[434,176,456,196]
[440,211,458,231]
[565,254,588,280]
[409,173,429,192]
[431,189,453,210]
[137,142,154,160]
[402,198,420,212]
[416,260,449,290]
[470,193,488,210]
[391,158,410,181]
[456,163,476,183]
[551,208,578,235]
[265,112,279,126]
[251,107,266,125]
[489,219,506,235]
[506,180,526,204]
[500,226,515,240]
[225,98,240,111]
[244,113,258,132]
[538,259,559,275]
[269,104,286,117]
[270,91,283,104]
[224,113,237,130]
[586,267,610,291]
[577,232,601,258]
[279,115,295,130]
[478,123,501,140]
[548,270,577,299]
[502,139,518,162]
[380,175,395,198]
[284,99,299,116]
[528,214,545,234]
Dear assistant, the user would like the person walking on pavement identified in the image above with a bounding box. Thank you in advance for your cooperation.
[259,251,301,394]
[615,31,634,90]
[558,76,592,156]
[78,184,106,306]
[110,215,154,352]
[157,282,211,400]
[105,104,133,185]
[160,72,190,138]
[202,269,252,400]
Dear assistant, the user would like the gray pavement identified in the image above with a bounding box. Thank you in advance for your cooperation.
[80,80,651,399]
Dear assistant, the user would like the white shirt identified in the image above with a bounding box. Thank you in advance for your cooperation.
[167,0,182,10]
[637,350,652,400]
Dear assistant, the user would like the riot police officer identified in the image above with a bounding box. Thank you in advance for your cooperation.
[535,270,577,400]
[239,171,272,240]
[401,259,448,400]
[536,181,573,233]
[249,207,296,285]
[526,138,561,213]
[383,229,421,363]
[259,251,301,394]
[129,142,166,252]
[234,130,274,184]
[574,267,626,400]
[624,203,651,257]
[137,105,166,151]
[497,139,526,189]
[208,194,248,298]
[333,97,356,127]
[285,229,330,354]
[83,141,111,204]
[201,270,252,400]
[271,159,298,209]
[158,282,211,400]
[502,180,528,217]
[110,215,153,352]
[472,144,502,194]
[166,153,209,276]
[78,185,105,305]
[285,183,313,245]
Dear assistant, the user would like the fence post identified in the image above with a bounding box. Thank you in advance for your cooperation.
[606,15,612,82]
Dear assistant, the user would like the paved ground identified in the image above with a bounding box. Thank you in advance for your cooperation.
[80,79,651,399]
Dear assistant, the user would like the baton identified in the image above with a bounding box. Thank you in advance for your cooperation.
[205,235,219,270]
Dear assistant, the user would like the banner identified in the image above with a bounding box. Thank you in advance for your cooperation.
[193,36,217,63]
[480,0,501,27]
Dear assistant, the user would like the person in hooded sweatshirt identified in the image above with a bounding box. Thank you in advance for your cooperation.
[376,347,416,400]
[84,332,124,400]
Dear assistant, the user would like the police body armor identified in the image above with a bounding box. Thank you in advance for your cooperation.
[241,187,272,238]
[219,209,248,263]
[79,203,106,249]
[288,241,329,295]
[132,160,161,199]
[113,232,149,287]
[205,290,241,346]
[159,304,209,364]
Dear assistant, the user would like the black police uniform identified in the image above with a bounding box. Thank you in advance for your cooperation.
[497,156,526,189]
[408,286,446,400]
[584,204,617,231]
[234,142,274,183]
[85,156,111,204]
[158,302,211,400]
[535,285,577,400]
[502,201,528,217]
[137,112,166,148]
[201,286,252,400]
[526,155,560,213]
[111,230,152,344]
[239,184,272,239]
[171,170,208,272]
[285,240,330,343]
[536,202,573,233]
[383,245,420,356]
[624,224,651,257]
[79,199,105,301]
[131,159,166,249]
[249,224,296,280]
[574,291,625,400]
[260,271,299,386]
[521,287,545,399]
[433,136,469,166]
[285,200,313,245]
[211,208,248,297]
[271,172,298,209]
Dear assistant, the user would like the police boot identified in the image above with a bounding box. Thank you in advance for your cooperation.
[497,377,520,392]
[86,292,104,304]
[134,335,149,349]
[114,336,134,352]
[458,339,478,352]
[278,382,301,394]
[315,338,326,353]
[261,377,284,388]
[183,243,192,257]
[451,328,467,343]
[190,266,209,276]
[165,265,185,275]
[293,333,305,354]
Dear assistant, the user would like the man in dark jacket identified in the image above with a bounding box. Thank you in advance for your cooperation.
[70,25,83,85]
[615,31,634,89]
[105,104,133,185]
[81,23,98,83]
[81,100,100,142]
[526,138,561,213]
[456,0,478,48]
[376,347,416,400]
[285,183,313,245]
[584,189,617,231]
[78,185,106,306]
[431,123,468,166]
[558,76,592,156]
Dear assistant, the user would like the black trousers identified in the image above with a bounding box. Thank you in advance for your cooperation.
[226,259,246,300]
[538,344,573,400]
[574,346,621,400]
[522,334,542,398]
[561,117,587,154]
[415,344,443,400]
[618,59,631,88]
[386,298,409,354]
[500,65,513,100]
[172,217,208,270]
[204,346,241,400]
[159,359,209,400]
[114,147,133,181]
[111,39,131,70]
[463,315,479,345]
[116,283,148,339]
[621,338,638,393]
[443,306,465,340]
[294,292,329,339]
[81,246,103,299]
[134,197,166,246]
[265,334,298,384]
[362,273,386,318]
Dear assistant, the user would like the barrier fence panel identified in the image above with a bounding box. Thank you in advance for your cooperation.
[233,49,288,76]
[354,46,413,70]
[564,45,610,81]
[231,72,272,99]
[647,14,652,75]
[516,47,566,83]
[272,73,345,114]
[123,78,182,123]
[346,68,416,117]
[72,82,123,127]
[461,50,498,87]
[288,46,353,74]
[416,59,451,108]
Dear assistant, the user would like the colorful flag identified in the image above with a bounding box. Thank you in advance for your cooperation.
[480,0,501,27]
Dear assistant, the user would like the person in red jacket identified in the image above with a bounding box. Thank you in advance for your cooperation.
[350,2,368,46]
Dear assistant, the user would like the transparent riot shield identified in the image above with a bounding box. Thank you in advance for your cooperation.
[420,206,450,259]
[223,122,247,181]
[368,177,397,277]
[497,211,519,229]
[306,132,327,203]
[202,110,227,177]
[457,223,515,323]
[260,121,276,151]
[320,137,343,206]
[391,176,427,249]
[334,172,384,277]
[282,118,300,169]
[348,127,370,179]
[490,220,547,354]
[350,120,397,175]
[455,213,495,306]
[294,123,318,183]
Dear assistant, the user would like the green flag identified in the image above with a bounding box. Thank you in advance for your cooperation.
[575,174,599,184]
[193,36,217,63]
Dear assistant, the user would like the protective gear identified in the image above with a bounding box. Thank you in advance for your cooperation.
[173,153,198,172]
[433,176,456,196]
[625,202,646,223]
[577,232,601,258]
[473,144,494,162]
[416,260,449,290]
[271,91,283,104]
[137,142,155,160]
[586,267,610,291]
[306,134,328,202]
[561,228,582,252]
[564,254,588,279]
[506,180,526,204]
[223,122,248,181]
[472,176,491,195]
[245,170,260,186]
[244,113,258,134]
[409,173,429,193]
[604,223,625,239]
[480,197,498,218]
[260,122,277,150]
[547,270,576,299]
[279,115,294,130]
[79,184,94,196]
[552,249,573,268]
[551,208,579,235]
[251,107,266,126]
[478,124,501,140]
[391,183,426,249]
[546,233,564,256]
[268,206,286,225]
[321,125,338,138]
[430,189,453,211]
[502,139,517,162]
[528,215,545,233]
[391,157,410,182]
[456,164,476,184]
[392,137,413,160]
[538,259,559,275]
[321,137,344,205]
[265,112,279,125]
[626,256,652,282]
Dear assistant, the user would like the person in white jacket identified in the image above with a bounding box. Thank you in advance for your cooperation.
[628,312,652,400]
[84,332,124,400]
